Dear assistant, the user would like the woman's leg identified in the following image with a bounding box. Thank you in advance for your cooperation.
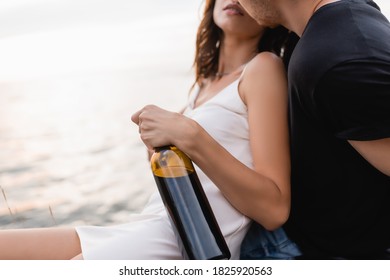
[0,227,82,260]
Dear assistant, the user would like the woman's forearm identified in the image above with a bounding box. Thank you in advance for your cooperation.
[178,124,290,230]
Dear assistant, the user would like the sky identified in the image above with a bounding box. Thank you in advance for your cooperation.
[0,0,389,82]
[0,0,202,82]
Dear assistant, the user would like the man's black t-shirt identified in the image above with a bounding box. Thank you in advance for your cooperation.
[285,0,390,258]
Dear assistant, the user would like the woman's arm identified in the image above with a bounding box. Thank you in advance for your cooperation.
[182,53,290,230]
[131,53,290,230]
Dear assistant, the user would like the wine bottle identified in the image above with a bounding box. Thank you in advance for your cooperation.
[151,145,231,260]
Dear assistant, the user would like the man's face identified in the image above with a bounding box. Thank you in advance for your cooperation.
[238,0,281,27]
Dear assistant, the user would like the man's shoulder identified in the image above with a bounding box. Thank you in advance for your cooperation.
[290,0,390,85]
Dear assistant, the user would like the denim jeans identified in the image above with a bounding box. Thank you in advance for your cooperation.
[240,222,302,260]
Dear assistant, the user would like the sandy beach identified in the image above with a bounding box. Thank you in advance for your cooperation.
[1,0,390,230]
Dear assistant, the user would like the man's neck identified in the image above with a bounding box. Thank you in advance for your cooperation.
[280,0,340,37]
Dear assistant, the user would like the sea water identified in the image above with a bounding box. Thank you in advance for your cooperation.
[0,0,201,229]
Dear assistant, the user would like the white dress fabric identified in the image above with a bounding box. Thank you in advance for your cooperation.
[75,77,254,259]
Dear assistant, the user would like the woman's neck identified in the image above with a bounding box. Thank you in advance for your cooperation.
[217,35,260,76]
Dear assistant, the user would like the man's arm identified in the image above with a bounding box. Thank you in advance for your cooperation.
[349,138,390,176]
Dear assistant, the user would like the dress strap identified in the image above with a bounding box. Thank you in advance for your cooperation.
[238,54,258,82]
[188,84,201,109]
[239,64,249,81]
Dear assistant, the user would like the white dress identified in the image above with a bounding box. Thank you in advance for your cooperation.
[75,77,253,259]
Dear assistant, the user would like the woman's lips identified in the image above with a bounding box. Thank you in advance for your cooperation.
[223,4,244,16]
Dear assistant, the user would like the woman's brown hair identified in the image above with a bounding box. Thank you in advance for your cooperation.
[193,0,299,86]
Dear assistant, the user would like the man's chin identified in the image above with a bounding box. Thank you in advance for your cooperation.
[254,19,279,29]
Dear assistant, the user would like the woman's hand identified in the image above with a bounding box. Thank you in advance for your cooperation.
[131,105,198,152]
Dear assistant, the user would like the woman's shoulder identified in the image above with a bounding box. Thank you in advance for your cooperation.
[239,51,288,104]
[246,51,285,75]
[240,51,286,87]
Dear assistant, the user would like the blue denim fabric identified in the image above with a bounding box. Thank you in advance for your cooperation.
[240,223,302,260]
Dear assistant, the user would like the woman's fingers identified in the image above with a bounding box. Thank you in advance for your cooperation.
[130,108,143,125]
[131,105,169,149]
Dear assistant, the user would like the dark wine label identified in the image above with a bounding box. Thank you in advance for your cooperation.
[154,172,231,260]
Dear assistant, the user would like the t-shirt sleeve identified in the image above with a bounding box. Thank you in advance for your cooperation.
[313,59,390,141]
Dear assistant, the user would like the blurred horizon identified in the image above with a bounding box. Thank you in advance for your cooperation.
[0,0,202,228]
[0,0,389,82]
[0,0,203,83]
